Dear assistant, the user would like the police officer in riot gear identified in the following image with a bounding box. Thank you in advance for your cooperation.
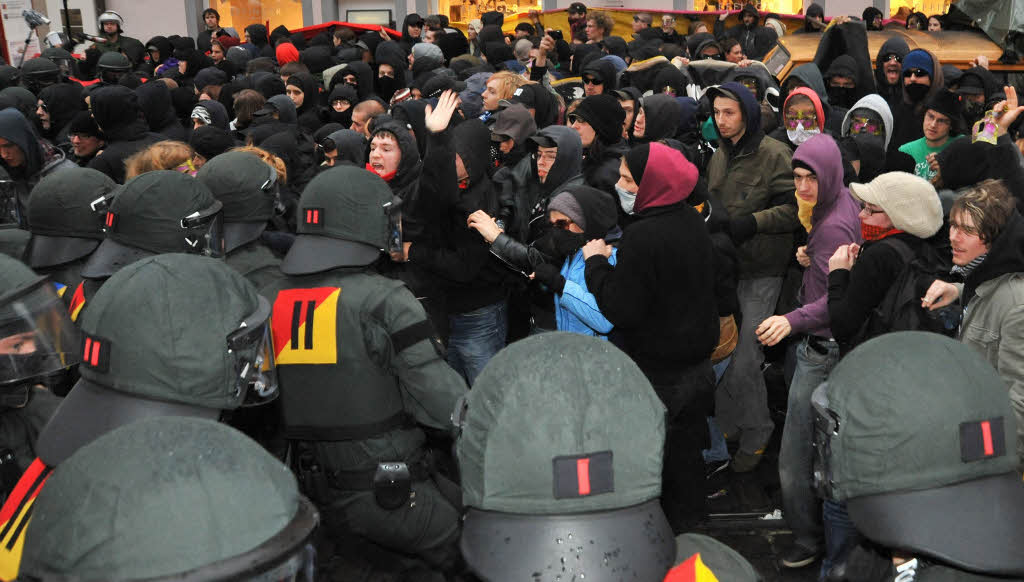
[22,167,116,291]
[19,59,60,95]
[0,255,72,504]
[814,332,1024,581]
[94,51,132,86]
[71,169,224,320]
[195,150,285,294]
[20,416,317,581]
[268,165,467,578]
[0,253,278,580]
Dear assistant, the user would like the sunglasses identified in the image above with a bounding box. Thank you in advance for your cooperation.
[883,54,903,64]
[904,68,929,79]
[551,218,574,230]
[849,116,883,136]
[567,114,585,125]
[700,53,723,61]
[582,77,603,85]
[412,21,424,27]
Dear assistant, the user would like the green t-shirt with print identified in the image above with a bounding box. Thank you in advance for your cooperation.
[898,136,961,181]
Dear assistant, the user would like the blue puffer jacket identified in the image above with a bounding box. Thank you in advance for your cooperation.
[556,247,617,338]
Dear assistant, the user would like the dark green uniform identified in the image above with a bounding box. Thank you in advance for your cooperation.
[270,166,467,576]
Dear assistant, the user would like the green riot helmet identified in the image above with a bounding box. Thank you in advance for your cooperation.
[21,416,318,581]
[20,58,60,93]
[96,51,131,84]
[35,254,277,467]
[0,255,80,398]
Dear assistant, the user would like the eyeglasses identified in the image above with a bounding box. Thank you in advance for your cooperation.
[784,111,819,130]
[567,114,586,125]
[849,116,883,136]
[883,54,903,64]
[551,218,574,230]
[700,53,723,61]
[411,21,424,27]
[534,151,558,163]
[37,102,48,113]
[904,68,929,79]
[860,202,885,216]
[582,77,603,85]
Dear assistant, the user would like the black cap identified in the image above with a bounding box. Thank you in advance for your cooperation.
[925,88,962,122]
[189,125,235,161]
[568,2,587,14]
[957,74,987,96]
[193,67,228,90]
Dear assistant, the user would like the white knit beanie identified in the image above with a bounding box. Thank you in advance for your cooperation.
[849,171,944,238]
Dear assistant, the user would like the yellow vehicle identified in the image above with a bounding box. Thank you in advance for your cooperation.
[763,29,1024,81]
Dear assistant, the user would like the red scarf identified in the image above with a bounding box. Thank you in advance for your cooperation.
[365,163,397,183]
[861,223,904,241]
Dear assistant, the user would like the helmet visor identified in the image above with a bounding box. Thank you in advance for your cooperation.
[227,295,277,406]
[181,200,225,258]
[0,279,81,386]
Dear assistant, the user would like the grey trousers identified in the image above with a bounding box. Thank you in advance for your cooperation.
[715,276,782,456]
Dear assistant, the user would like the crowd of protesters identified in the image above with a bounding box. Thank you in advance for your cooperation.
[0,2,1023,580]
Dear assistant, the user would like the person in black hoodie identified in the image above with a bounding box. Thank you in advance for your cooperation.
[571,94,628,199]
[36,83,83,153]
[400,13,425,54]
[246,94,298,145]
[87,86,162,184]
[874,37,910,106]
[714,3,778,61]
[888,48,944,152]
[325,83,357,128]
[135,81,186,141]
[0,109,77,226]
[630,93,680,145]
[374,41,408,102]
[142,36,174,77]
[284,73,324,134]
[795,2,825,34]
[581,58,618,97]
[584,141,718,532]
[406,94,510,384]
[243,24,274,59]
[190,99,230,131]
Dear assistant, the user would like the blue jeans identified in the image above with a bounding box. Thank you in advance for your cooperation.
[447,300,507,386]
[779,337,840,549]
[716,277,782,455]
[821,499,861,580]
[702,356,733,463]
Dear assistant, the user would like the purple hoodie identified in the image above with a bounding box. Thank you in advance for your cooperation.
[785,134,862,337]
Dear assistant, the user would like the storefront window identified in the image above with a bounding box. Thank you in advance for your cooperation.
[438,0,543,24]
[208,0,304,34]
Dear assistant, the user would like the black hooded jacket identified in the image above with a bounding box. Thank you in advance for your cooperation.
[371,119,425,240]
[135,81,186,141]
[785,63,846,136]
[400,14,423,54]
[632,94,680,144]
[87,85,162,183]
[344,61,377,101]
[287,73,324,134]
[0,109,76,224]
[299,45,336,76]
[716,5,778,60]
[245,24,275,59]
[325,129,366,167]
[581,59,618,92]
[874,37,910,104]
[326,84,358,127]
[407,119,509,314]
[391,100,429,159]
[37,83,83,149]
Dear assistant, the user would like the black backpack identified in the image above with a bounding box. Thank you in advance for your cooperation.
[846,237,956,351]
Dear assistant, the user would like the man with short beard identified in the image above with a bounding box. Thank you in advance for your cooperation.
[874,37,910,106]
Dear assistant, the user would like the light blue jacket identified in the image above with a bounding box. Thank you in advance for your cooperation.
[555,247,617,338]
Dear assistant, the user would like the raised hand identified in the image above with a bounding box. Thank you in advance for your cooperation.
[424,90,461,134]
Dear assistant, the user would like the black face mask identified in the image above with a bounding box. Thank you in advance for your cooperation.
[962,99,986,125]
[534,228,586,262]
[328,107,352,127]
[828,86,856,110]
[905,83,930,103]
[376,75,401,103]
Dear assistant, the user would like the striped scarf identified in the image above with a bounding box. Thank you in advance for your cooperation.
[951,253,988,279]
